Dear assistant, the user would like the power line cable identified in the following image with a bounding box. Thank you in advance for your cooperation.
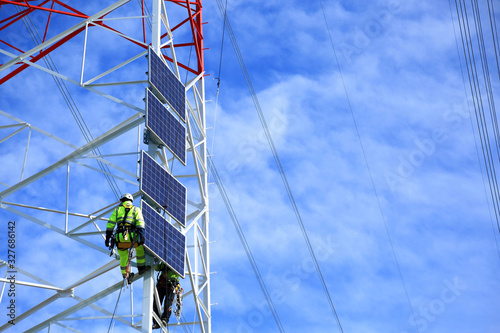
[107,282,125,333]
[448,0,500,260]
[208,154,285,333]
[211,0,228,159]
[470,0,500,159]
[316,1,420,331]
[18,7,122,200]
[486,0,500,83]
[454,0,500,236]
[214,0,343,331]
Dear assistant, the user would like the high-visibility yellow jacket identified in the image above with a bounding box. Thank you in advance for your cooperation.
[107,201,145,232]
[155,262,180,287]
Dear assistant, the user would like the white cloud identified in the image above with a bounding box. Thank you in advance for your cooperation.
[1,0,500,332]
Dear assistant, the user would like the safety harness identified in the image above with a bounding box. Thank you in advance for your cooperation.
[156,269,183,320]
[116,207,140,250]
[173,283,183,320]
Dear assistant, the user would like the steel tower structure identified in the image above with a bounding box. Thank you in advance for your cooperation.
[0,1,210,332]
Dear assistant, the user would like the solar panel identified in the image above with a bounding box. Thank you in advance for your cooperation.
[146,89,186,165]
[140,151,187,227]
[142,200,185,277]
[148,47,186,122]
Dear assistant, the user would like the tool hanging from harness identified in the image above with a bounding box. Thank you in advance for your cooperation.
[173,283,183,320]
[108,234,117,256]
[155,269,183,319]
[160,272,183,320]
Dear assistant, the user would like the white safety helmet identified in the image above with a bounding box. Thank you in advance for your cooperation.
[120,193,134,202]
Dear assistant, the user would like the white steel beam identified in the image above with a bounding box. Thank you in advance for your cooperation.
[0,49,145,113]
[0,201,109,221]
[141,261,154,333]
[0,124,27,144]
[0,294,60,332]
[24,280,126,333]
[1,205,109,256]
[185,249,206,333]
[151,0,161,54]
[72,160,139,186]
[83,50,148,86]
[0,0,211,331]
[0,278,66,292]
[0,114,143,200]
[186,118,207,203]
[0,0,132,73]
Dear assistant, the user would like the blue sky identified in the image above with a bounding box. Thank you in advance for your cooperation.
[1,0,500,332]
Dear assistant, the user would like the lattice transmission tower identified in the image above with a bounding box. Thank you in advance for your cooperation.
[0,1,210,332]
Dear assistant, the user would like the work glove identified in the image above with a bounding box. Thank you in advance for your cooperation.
[136,227,145,245]
[105,230,113,247]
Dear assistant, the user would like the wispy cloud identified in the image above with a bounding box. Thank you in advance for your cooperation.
[1,0,500,332]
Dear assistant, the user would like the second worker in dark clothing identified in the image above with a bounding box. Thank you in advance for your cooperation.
[152,262,180,330]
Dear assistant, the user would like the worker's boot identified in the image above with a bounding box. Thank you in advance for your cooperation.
[138,265,151,275]
[127,273,135,284]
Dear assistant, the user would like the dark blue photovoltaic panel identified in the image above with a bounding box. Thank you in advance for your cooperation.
[146,89,186,165]
[140,151,187,227]
[142,200,185,277]
[148,47,186,122]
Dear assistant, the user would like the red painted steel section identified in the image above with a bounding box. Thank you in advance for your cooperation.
[196,0,203,73]
[0,0,88,18]
[0,7,33,31]
[0,39,28,55]
[42,0,55,43]
[0,25,85,85]
[163,0,203,74]
[141,0,146,43]
[0,0,204,82]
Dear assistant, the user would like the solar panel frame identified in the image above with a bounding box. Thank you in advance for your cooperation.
[148,47,186,122]
[142,200,185,277]
[140,151,187,227]
[145,88,186,165]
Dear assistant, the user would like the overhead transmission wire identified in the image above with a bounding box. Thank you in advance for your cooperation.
[211,0,228,157]
[107,281,125,333]
[316,0,420,331]
[469,0,500,235]
[18,7,121,200]
[486,0,500,81]
[454,0,500,237]
[206,2,285,332]
[214,0,343,331]
[471,0,500,156]
[485,0,500,256]
[448,0,500,260]
[174,11,278,332]
[207,154,285,333]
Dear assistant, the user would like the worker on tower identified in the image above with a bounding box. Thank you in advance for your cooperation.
[105,193,150,279]
[152,262,181,329]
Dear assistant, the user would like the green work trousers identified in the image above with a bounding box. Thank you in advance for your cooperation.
[116,231,146,277]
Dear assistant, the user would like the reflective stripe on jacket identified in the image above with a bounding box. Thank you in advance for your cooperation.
[107,201,145,231]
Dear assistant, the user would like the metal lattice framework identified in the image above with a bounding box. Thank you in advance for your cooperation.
[0,1,210,332]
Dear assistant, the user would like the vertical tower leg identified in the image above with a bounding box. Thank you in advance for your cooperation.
[142,255,154,333]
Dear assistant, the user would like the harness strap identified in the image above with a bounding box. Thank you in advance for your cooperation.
[117,207,133,232]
